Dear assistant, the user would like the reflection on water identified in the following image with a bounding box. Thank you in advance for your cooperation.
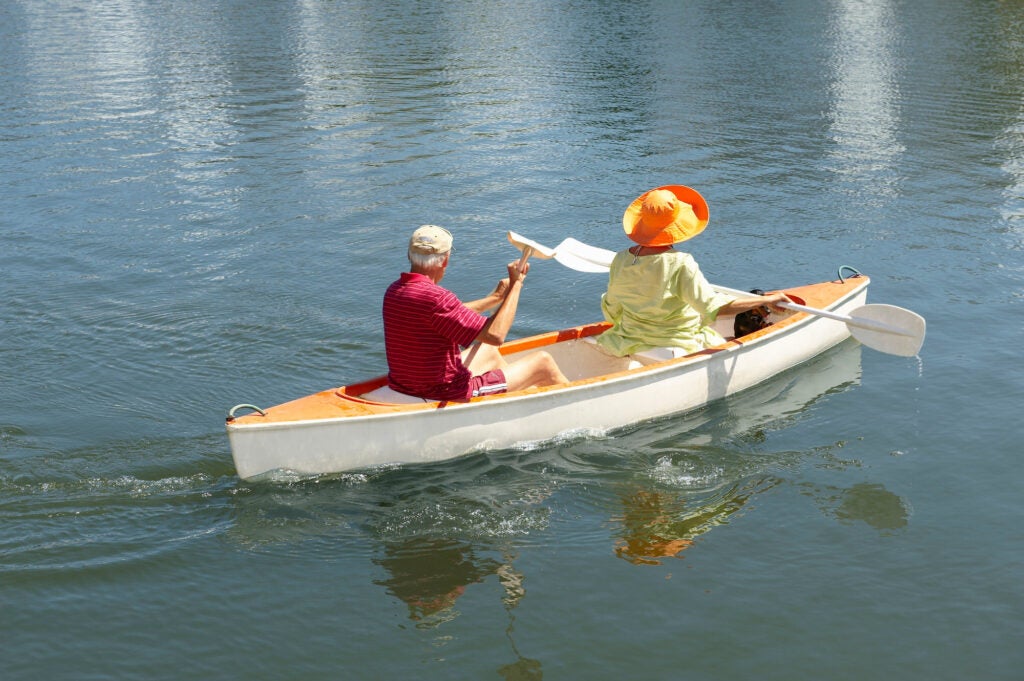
[612,477,779,566]
[802,481,911,533]
[606,341,897,564]
[836,483,910,530]
[825,0,902,203]
[225,474,547,672]
[373,537,539,675]
[996,6,1024,243]
[373,537,500,626]
[372,535,541,675]
[496,559,542,681]
[612,475,910,566]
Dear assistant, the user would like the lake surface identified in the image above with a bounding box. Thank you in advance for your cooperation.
[2,1,1022,679]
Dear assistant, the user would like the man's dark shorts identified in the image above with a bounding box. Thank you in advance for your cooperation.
[467,369,507,398]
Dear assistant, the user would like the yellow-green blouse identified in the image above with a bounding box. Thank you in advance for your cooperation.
[596,249,736,357]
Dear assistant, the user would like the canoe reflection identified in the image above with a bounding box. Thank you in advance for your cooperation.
[372,537,500,625]
[610,341,864,565]
[673,338,863,446]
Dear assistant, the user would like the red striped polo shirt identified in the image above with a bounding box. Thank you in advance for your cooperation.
[382,272,488,401]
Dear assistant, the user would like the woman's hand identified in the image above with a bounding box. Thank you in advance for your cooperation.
[763,292,792,314]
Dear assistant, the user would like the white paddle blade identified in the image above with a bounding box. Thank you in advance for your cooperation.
[507,231,556,259]
[552,238,615,271]
[848,304,926,357]
[554,250,612,272]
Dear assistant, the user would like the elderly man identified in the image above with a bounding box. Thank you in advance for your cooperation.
[382,225,568,401]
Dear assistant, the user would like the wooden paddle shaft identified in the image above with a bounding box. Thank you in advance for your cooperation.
[517,245,533,275]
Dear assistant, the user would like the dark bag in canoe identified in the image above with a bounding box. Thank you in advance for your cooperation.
[734,288,773,338]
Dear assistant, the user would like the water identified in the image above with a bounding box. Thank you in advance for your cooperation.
[2,0,1022,679]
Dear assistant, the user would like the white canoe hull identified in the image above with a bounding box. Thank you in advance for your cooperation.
[226,276,868,480]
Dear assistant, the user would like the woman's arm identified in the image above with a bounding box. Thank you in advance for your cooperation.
[716,291,791,316]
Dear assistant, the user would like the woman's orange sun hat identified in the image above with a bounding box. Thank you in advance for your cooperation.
[622,185,709,246]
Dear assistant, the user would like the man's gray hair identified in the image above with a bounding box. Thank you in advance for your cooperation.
[408,248,448,269]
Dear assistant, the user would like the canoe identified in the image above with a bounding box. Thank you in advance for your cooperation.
[226,274,869,480]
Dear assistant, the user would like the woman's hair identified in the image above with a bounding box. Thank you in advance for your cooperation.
[408,249,448,269]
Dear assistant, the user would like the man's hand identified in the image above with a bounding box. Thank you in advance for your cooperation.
[467,262,529,314]
[507,260,529,286]
[475,262,529,346]
[490,277,511,299]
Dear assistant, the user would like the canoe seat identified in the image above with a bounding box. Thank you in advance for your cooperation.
[631,346,690,362]
[580,337,685,366]
[360,385,433,404]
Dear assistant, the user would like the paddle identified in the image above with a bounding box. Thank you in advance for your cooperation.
[516,245,533,275]
[506,231,926,357]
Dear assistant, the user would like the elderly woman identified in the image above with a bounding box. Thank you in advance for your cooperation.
[596,185,790,358]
